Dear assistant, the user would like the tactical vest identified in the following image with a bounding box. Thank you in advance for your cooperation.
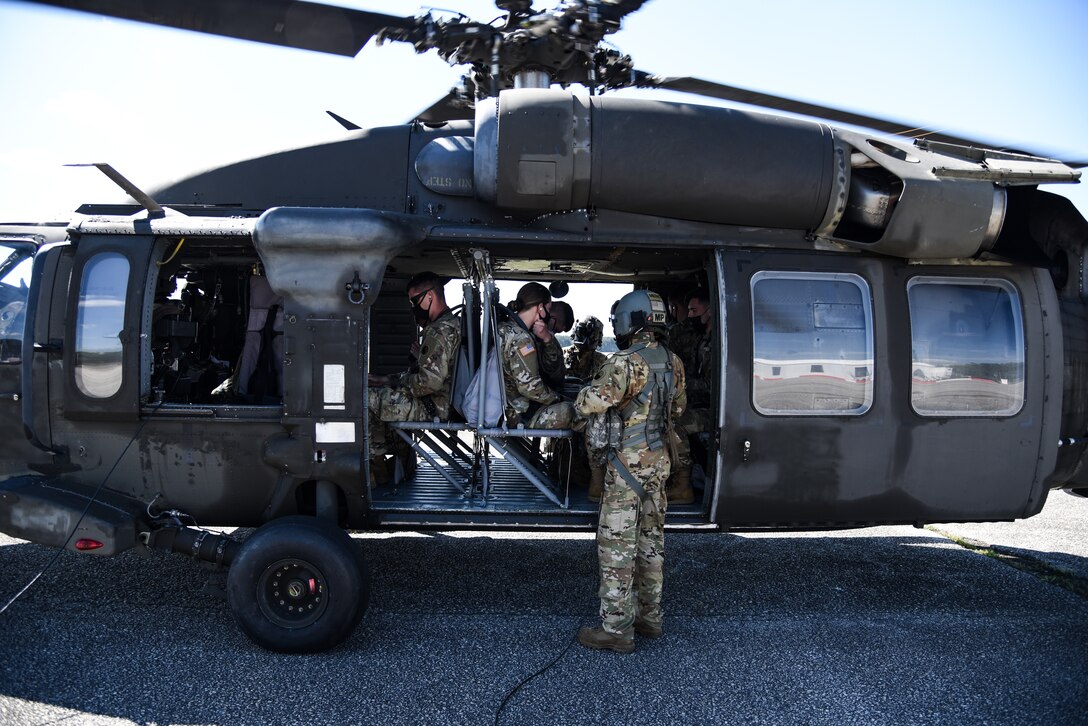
[619,344,675,452]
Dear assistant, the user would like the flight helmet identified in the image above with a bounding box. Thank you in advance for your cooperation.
[611,290,667,341]
[572,315,604,350]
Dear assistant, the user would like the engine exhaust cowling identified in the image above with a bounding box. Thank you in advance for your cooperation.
[474,89,839,230]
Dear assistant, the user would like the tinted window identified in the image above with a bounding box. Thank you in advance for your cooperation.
[75,252,129,398]
[908,278,1024,416]
[0,244,34,364]
[751,272,874,415]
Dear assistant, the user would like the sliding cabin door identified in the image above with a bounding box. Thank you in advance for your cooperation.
[716,251,1055,526]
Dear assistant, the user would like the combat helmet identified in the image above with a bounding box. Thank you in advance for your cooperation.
[611,290,668,341]
[572,315,604,350]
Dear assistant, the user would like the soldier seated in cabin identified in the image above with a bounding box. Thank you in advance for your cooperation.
[667,287,716,504]
[211,270,284,404]
[367,272,462,475]
[536,299,574,388]
[497,282,575,430]
[666,285,702,375]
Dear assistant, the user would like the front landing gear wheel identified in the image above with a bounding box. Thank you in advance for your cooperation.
[227,516,368,653]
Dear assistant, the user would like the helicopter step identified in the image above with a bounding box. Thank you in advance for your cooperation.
[0,475,144,557]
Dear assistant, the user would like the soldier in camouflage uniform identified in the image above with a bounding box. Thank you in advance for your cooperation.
[497,283,574,429]
[367,272,462,460]
[565,315,608,382]
[537,300,574,388]
[667,288,715,503]
[575,290,686,653]
[566,315,610,499]
[666,289,702,376]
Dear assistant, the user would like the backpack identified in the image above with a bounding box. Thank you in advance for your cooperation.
[462,348,504,427]
[585,407,624,457]
[448,346,471,421]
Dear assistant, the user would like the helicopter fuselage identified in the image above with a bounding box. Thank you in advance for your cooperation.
[0,89,1085,553]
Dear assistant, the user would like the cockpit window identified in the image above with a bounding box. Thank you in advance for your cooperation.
[0,243,35,364]
[74,252,129,398]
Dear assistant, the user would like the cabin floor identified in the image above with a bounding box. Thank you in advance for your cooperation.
[368,448,710,528]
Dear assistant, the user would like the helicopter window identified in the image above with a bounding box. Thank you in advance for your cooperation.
[907,278,1025,417]
[0,253,32,288]
[750,271,874,416]
[0,244,34,364]
[74,252,129,399]
[146,240,262,407]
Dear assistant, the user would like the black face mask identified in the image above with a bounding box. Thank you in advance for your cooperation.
[538,305,551,327]
[409,288,434,326]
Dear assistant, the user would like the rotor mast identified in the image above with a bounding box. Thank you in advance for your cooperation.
[513,70,552,89]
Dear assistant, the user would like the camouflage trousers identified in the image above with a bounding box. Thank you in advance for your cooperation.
[530,401,582,471]
[367,387,430,457]
[596,447,671,635]
[525,400,576,430]
[671,406,713,470]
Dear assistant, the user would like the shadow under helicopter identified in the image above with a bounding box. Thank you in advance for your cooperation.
[0,525,1085,725]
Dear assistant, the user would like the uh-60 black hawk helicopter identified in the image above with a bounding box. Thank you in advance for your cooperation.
[0,0,1086,653]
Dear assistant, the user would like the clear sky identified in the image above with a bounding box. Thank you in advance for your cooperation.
[0,0,1085,224]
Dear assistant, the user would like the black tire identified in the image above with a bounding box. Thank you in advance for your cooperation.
[226,515,369,653]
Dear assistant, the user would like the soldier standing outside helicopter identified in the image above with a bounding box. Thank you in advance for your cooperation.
[574,290,686,653]
[367,271,461,460]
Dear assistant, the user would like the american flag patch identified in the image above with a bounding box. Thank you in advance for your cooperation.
[519,343,535,356]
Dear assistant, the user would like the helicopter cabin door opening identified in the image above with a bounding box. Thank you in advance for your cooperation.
[364,243,720,528]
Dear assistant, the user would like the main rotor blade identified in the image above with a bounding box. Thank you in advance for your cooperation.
[639,74,1086,165]
[26,0,415,56]
[597,0,653,23]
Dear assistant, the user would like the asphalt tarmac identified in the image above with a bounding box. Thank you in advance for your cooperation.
[1,491,1085,725]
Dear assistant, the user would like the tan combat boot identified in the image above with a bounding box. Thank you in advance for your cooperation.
[577,626,635,653]
[634,619,663,639]
[666,467,694,504]
[587,464,605,503]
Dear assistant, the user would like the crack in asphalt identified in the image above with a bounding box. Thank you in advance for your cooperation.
[927,526,1088,600]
